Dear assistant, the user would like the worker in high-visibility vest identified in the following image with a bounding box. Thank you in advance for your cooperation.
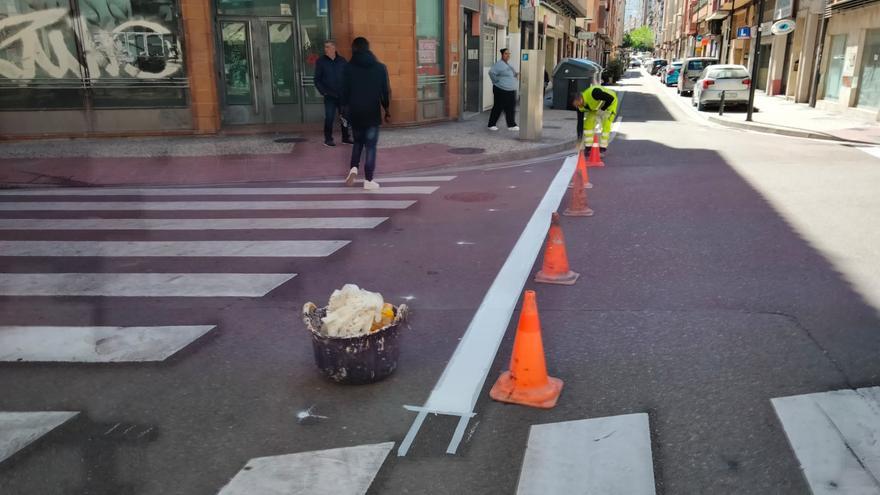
[573,85,618,153]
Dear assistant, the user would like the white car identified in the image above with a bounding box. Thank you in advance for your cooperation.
[692,64,752,111]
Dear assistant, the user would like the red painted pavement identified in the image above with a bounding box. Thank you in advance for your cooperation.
[0,137,483,188]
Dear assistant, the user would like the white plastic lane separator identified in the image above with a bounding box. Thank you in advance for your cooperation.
[398,154,578,457]
[302,175,457,184]
[0,411,79,464]
[0,186,439,196]
[0,273,295,297]
[516,413,656,495]
[772,387,880,494]
[0,240,349,258]
[0,200,417,211]
[0,325,216,362]
[217,442,394,495]
[0,217,388,231]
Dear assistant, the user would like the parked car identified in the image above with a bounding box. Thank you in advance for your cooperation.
[663,62,682,86]
[677,57,718,95]
[650,59,668,75]
[692,64,752,111]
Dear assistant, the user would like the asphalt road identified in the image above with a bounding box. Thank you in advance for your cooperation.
[2,69,880,494]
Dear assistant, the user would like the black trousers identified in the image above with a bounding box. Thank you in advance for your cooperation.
[488,86,517,127]
[576,109,585,140]
[323,96,350,142]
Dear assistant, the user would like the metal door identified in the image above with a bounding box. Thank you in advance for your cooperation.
[218,18,302,125]
[463,11,481,113]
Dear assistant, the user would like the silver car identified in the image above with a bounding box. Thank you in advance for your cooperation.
[692,64,752,111]
[677,57,718,96]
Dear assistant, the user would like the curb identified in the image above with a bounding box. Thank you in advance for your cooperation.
[0,138,580,189]
[449,138,578,168]
[707,115,878,146]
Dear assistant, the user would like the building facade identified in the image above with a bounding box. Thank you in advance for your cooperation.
[1,0,610,138]
[654,0,880,120]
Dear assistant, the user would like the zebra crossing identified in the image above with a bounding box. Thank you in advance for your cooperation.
[0,175,452,479]
[0,176,453,362]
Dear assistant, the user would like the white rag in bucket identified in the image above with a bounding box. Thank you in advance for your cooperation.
[321,284,385,338]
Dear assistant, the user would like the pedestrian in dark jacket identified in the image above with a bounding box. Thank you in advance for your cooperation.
[314,40,351,147]
[341,37,390,190]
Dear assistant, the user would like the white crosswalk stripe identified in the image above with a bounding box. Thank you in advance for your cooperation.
[0,200,417,211]
[0,412,79,464]
[516,414,656,495]
[0,186,438,196]
[772,387,880,494]
[217,442,394,495]
[0,325,216,362]
[0,217,388,230]
[0,240,349,257]
[0,273,296,297]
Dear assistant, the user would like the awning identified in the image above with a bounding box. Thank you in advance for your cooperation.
[707,10,730,19]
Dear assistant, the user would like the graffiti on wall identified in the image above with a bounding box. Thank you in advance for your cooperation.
[0,6,183,81]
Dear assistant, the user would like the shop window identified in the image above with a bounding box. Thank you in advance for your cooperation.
[416,0,445,101]
[0,1,86,109]
[217,0,297,17]
[857,29,880,109]
[0,0,187,110]
[825,34,847,101]
[297,0,330,104]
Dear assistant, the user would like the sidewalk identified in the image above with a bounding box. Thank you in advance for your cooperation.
[707,90,880,145]
[0,107,578,188]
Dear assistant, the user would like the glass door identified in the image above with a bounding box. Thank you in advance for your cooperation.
[219,18,301,124]
[858,29,880,109]
[825,34,847,101]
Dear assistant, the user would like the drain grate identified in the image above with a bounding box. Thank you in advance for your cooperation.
[543,125,562,129]
[274,137,307,143]
[447,147,485,155]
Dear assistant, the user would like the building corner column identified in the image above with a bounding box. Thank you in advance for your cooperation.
[181,0,221,134]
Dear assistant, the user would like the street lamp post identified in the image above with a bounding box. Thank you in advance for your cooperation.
[746,0,766,122]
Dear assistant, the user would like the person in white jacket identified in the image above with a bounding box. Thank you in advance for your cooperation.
[487,48,519,131]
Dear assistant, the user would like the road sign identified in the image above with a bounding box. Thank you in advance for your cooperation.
[736,26,751,39]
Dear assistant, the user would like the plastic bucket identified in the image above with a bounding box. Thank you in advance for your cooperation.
[302,302,408,385]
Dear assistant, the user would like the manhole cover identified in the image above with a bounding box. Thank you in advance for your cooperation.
[543,125,562,129]
[447,147,485,155]
[444,192,498,202]
[274,137,307,143]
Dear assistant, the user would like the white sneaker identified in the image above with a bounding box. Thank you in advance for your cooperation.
[363,180,380,190]
[508,126,520,131]
[488,126,499,131]
[345,167,358,186]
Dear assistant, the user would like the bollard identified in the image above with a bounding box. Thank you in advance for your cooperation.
[719,90,726,116]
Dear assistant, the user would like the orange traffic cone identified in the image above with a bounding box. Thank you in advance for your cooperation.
[534,212,579,285]
[569,149,594,189]
[563,167,594,217]
[587,134,605,168]
[489,290,563,409]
